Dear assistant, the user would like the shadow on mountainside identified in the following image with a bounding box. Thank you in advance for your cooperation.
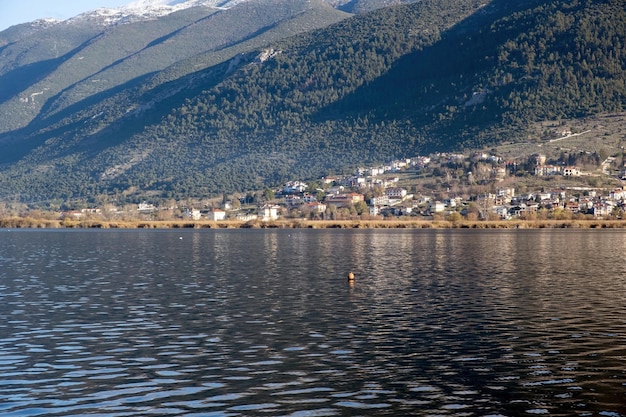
[311,0,545,134]
[0,34,103,105]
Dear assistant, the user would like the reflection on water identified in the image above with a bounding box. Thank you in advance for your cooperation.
[1,229,625,416]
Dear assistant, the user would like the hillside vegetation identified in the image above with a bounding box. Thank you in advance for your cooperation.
[0,0,625,205]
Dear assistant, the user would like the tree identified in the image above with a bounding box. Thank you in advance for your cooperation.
[325,205,337,220]
[446,211,463,223]
[354,200,368,215]
[315,190,326,202]
[263,188,275,201]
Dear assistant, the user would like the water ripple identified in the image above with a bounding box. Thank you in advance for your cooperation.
[1,230,626,416]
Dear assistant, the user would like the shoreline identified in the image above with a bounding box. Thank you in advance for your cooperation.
[2,218,626,229]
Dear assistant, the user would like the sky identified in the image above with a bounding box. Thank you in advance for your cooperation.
[0,0,132,31]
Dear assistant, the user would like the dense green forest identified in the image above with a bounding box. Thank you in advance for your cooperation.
[0,0,625,205]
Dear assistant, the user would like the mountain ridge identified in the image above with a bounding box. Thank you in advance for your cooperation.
[1,0,625,205]
[0,0,396,35]
[0,0,351,135]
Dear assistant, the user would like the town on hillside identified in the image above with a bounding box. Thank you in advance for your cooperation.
[60,148,626,222]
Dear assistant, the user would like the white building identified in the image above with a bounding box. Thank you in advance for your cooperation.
[385,187,408,199]
[563,166,581,176]
[305,202,326,213]
[259,205,280,221]
[208,209,226,221]
[138,202,157,212]
[184,209,201,220]
[429,201,446,213]
[370,195,390,206]
[283,181,307,194]
[534,165,560,176]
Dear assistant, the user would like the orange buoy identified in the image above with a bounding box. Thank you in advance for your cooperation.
[348,271,355,280]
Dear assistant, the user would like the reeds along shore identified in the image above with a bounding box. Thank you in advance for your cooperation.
[2,217,626,229]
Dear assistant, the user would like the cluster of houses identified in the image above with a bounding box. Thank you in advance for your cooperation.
[467,187,626,219]
[63,151,626,221]
[529,153,583,177]
[271,182,626,220]
[258,152,626,220]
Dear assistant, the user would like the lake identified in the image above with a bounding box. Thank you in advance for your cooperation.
[1,229,625,416]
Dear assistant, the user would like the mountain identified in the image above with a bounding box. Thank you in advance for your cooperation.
[0,0,350,133]
[0,0,625,206]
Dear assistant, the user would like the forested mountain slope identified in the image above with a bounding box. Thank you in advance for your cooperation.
[0,0,624,205]
[0,0,349,134]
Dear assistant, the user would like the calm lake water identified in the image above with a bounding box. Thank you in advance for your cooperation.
[1,229,625,416]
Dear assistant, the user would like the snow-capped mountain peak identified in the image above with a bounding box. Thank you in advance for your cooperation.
[122,0,214,13]
[70,0,249,27]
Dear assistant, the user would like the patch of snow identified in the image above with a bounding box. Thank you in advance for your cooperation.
[22,18,61,30]
[68,0,251,27]
[36,18,61,25]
